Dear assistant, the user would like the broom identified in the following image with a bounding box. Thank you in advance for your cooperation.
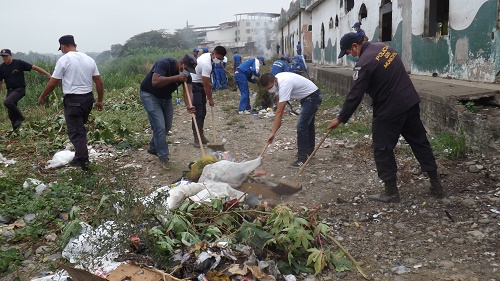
[273,128,333,194]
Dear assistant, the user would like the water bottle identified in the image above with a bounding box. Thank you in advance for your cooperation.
[176,98,181,105]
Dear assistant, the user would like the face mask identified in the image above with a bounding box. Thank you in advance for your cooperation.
[268,85,277,94]
[347,54,359,62]
[212,54,221,64]
[181,69,191,77]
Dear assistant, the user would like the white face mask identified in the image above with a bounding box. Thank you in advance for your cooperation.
[212,54,221,64]
[181,69,191,76]
[347,54,359,62]
[268,85,278,94]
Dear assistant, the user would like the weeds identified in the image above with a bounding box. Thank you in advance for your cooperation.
[431,128,468,159]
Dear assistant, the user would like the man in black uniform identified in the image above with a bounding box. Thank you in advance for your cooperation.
[328,33,445,203]
[0,49,51,130]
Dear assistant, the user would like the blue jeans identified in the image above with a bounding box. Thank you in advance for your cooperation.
[140,91,173,160]
[297,90,322,161]
[235,73,251,111]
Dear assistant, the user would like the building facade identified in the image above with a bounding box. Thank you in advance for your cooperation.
[201,12,281,58]
[279,0,500,83]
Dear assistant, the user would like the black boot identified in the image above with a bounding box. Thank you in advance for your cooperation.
[427,170,445,198]
[368,179,401,203]
[200,134,209,144]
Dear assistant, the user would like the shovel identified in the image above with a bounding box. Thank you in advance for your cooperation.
[273,128,333,194]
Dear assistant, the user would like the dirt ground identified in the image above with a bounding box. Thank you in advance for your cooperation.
[113,88,499,281]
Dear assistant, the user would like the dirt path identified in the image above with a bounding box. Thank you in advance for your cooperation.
[119,88,499,280]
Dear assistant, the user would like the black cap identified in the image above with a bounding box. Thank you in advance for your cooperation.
[58,35,75,50]
[181,54,197,73]
[0,49,12,56]
[338,33,363,58]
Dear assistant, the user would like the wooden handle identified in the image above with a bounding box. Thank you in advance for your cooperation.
[211,106,216,143]
[184,82,206,157]
[259,143,269,158]
[293,128,333,181]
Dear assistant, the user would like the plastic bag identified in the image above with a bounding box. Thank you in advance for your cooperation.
[45,150,75,169]
[198,157,261,188]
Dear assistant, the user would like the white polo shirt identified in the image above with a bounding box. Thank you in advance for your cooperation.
[192,53,212,83]
[276,72,318,102]
[52,51,99,94]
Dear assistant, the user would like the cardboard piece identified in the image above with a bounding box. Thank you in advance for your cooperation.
[240,183,281,198]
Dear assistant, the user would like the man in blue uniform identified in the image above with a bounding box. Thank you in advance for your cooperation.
[233,51,242,69]
[192,48,199,58]
[328,33,444,203]
[0,49,51,130]
[234,56,265,114]
[352,22,369,41]
[270,56,290,75]
[296,41,302,56]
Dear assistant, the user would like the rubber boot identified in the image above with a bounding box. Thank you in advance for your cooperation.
[368,179,401,203]
[427,170,445,198]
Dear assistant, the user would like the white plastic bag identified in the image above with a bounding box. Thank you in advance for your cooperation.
[198,157,261,188]
[45,150,75,169]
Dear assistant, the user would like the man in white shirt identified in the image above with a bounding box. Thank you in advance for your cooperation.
[38,35,104,171]
[190,45,227,147]
[260,72,322,167]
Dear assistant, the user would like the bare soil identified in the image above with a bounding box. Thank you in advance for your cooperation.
[118,88,499,280]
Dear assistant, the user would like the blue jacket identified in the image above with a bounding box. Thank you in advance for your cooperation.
[233,53,242,68]
[270,59,289,75]
[289,55,306,73]
[236,58,261,82]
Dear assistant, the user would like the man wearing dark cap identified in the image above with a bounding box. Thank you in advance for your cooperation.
[138,53,197,168]
[328,32,444,203]
[38,35,104,171]
[0,48,51,130]
[193,48,199,58]
[190,46,227,147]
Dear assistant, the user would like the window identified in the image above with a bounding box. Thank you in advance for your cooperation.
[308,25,312,31]
[335,15,339,27]
[246,22,251,26]
[346,0,354,12]
[340,0,343,8]
[359,4,367,20]
[246,29,251,34]
[380,0,392,41]
[329,17,334,29]
[248,37,252,42]
[425,0,449,37]
[321,23,325,49]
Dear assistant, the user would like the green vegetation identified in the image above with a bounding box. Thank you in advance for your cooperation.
[431,128,468,159]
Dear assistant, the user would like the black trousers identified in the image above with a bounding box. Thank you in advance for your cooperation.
[4,87,25,127]
[63,93,94,163]
[372,104,437,181]
[191,83,207,138]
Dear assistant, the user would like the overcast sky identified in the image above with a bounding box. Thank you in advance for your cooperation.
[2,0,290,55]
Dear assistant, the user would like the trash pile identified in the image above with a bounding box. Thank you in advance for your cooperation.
[30,154,366,281]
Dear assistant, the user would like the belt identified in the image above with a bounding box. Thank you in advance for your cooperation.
[65,92,92,95]
[301,90,319,101]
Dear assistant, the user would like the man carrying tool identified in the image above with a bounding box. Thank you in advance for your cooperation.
[235,55,265,114]
[191,45,227,148]
[0,49,51,130]
[329,32,444,203]
[260,72,322,168]
[138,53,197,168]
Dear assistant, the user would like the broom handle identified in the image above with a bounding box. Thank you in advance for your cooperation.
[184,82,206,157]
[211,106,216,143]
[259,142,269,158]
[293,128,333,181]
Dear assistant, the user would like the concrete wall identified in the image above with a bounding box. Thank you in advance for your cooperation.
[309,65,500,153]
[280,0,500,83]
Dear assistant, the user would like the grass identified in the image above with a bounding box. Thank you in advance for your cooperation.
[430,129,468,159]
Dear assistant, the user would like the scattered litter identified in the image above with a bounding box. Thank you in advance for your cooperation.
[0,153,16,165]
[45,150,74,169]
